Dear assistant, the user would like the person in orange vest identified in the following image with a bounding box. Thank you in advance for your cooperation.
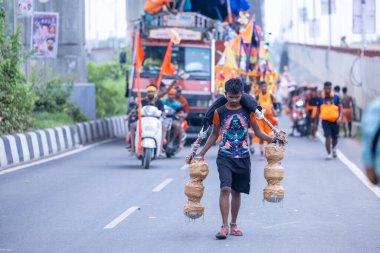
[318,81,342,160]
[256,81,277,159]
[305,86,319,140]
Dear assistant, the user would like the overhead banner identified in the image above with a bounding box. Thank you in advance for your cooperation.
[31,12,59,58]
[149,28,201,41]
[17,0,33,17]
[353,0,376,34]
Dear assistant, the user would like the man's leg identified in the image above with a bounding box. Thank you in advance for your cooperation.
[161,125,167,154]
[348,121,352,137]
[332,122,339,158]
[219,186,231,227]
[259,139,264,158]
[169,121,180,145]
[230,189,241,225]
[325,136,332,159]
[130,123,136,154]
[342,122,347,137]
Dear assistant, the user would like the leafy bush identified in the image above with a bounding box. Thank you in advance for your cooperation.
[30,67,74,113]
[31,112,75,130]
[87,61,127,118]
[0,5,34,135]
[28,67,88,128]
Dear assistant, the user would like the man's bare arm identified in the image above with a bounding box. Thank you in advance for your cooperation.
[251,121,273,143]
[157,80,176,99]
[198,124,220,157]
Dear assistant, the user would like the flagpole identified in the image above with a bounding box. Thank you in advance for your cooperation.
[134,32,144,157]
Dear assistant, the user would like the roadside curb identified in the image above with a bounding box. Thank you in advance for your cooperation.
[0,116,128,169]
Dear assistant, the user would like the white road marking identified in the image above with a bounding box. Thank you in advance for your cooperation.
[104,206,139,229]
[179,164,188,170]
[316,132,380,198]
[152,178,173,192]
[0,139,115,176]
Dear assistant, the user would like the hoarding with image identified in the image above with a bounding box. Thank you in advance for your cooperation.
[31,12,59,58]
[17,0,33,17]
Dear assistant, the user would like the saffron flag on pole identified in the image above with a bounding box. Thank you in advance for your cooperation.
[134,32,145,156]
[156,30,181,89]
[134,32,145,68]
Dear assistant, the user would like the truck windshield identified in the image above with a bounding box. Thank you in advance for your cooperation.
[139,46,211,80]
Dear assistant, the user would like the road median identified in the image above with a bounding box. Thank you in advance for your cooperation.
[0,116,128,169]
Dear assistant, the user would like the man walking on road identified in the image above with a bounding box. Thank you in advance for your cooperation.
[341,87,355,137]
[318,81,341,160]
[197,78,275,240]
[256,81,277,159]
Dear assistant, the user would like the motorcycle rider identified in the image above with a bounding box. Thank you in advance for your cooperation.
[162,88,183,148]
[129,84,164,155]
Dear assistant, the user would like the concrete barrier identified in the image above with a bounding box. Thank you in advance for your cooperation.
[0,116,128,169]
[287,43,380,110]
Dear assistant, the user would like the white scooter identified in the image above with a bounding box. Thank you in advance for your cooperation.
[135,106,163,169]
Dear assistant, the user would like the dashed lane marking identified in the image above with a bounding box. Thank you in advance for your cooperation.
[179,164,188,170]
[104,206,139,229]
[152,178,174,192]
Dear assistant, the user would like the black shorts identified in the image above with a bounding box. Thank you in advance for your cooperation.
[322,120,339,138]
[216,155,251,194]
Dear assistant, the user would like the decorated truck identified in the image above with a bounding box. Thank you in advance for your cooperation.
[128,12,225,139]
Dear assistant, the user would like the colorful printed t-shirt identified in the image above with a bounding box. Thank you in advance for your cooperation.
[213,105,256,159]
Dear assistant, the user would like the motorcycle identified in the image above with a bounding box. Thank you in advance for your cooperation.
[291,99,308,137]
[162,105,185,158]
[135,106,162,169]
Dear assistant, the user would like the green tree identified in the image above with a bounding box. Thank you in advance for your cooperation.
[0,4,34,134]
[87,61,126,118]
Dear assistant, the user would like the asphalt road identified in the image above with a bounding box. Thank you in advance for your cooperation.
[1,117,380,253]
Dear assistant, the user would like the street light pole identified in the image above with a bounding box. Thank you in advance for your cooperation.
[360,0,366,57]
[312,0,316,45]
[13,0,18,33]
[327,0,332,70]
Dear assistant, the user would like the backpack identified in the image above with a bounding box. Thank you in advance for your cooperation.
[319,91,339,122]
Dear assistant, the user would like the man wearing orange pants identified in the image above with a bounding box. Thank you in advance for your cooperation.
[341,87,355,138]
[256,81,278,159]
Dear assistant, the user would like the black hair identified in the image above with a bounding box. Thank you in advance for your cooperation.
[259,81,267,87]
[334,85,340,92]
[342,87,348,93]
[244,84,251,94]
[225,78,243,94]
[324,81,332,87]
[147,84,157,88]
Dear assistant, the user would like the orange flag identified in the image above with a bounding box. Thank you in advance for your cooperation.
[241,18,254,44]
[156,40,176,89]
[134,32,145,156]
[134,32,145,68]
